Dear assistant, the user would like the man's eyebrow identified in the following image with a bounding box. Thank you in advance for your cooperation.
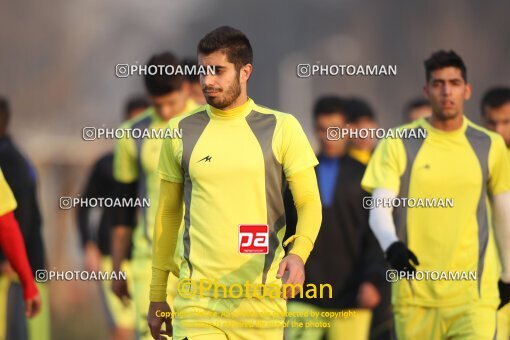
[431,77,463,82]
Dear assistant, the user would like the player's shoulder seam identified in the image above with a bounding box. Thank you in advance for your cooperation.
[251,105,301,136]
[465,120,499,141]
[380,122,421,147]
[252,103,291,119]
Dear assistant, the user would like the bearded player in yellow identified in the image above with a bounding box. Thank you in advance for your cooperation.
[147,26,322,340]
[480,86,510,340]
[362,50,510,339]
[111,52,198,340]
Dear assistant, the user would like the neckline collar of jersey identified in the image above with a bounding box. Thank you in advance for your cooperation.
[207,98,254,120]
[421,115,468,136]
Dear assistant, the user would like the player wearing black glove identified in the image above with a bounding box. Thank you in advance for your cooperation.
[499,280,510,309]
[385,241,419,274]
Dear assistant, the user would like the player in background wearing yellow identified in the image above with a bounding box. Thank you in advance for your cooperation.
[402,98,432,123]
[147,26,322,340]
[111,53,198,340]
[480,86,510,340]
[77,96,148,340]
[362,50,510,339]
[0,167,41,339]
[345,98,379,166]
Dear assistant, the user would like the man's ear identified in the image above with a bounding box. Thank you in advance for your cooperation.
[240,64,253,83]
[464,83,472,101]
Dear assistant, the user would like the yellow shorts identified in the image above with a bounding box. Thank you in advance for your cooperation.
[172,294,286,340]
[285,301,372,340]
[497,303,510,340]
[394,303,497,340]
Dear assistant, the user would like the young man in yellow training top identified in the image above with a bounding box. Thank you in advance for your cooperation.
[147,26,322,340]
[111,52,198,340]
[362,50,510,339]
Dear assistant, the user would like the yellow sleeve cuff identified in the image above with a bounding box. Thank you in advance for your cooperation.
[150,267,170,302]
[284,235,314,263]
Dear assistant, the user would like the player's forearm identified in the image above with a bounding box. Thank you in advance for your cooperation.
[284,167,322,263]
[368,188,399,252]
[150,179,184,302]
[493,191,510,282]
[0,211,38,300]
[111,226,132,272]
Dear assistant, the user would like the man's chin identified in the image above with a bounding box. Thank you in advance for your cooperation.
[436,110,459,121]
[206,96,220,106]
[206,97,230,110]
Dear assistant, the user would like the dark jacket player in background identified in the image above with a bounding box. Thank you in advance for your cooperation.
[284,96,389,340]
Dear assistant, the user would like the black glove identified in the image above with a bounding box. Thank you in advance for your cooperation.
[385,241,419,274]
[498,280,510,310]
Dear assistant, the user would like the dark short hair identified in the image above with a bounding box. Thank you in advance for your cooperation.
[481,87,510,116]
[181,57,200,83]
[197,26,253,71]
[144,52,184,96]
[313,96,348,121]
[424,50,467,82]
[345,97,375,123]
[0,96,10,136]
[124,95,150,118]
[403,97,430,117]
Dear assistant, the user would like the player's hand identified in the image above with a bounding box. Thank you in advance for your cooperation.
[385,241,419,274]
[111,277,131,304]
[498,280,510,309]
[24,294,42,318]
[277,254,305,299]
[147,301,172,340]
[357,282,381,309]
[84,242,101,272]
